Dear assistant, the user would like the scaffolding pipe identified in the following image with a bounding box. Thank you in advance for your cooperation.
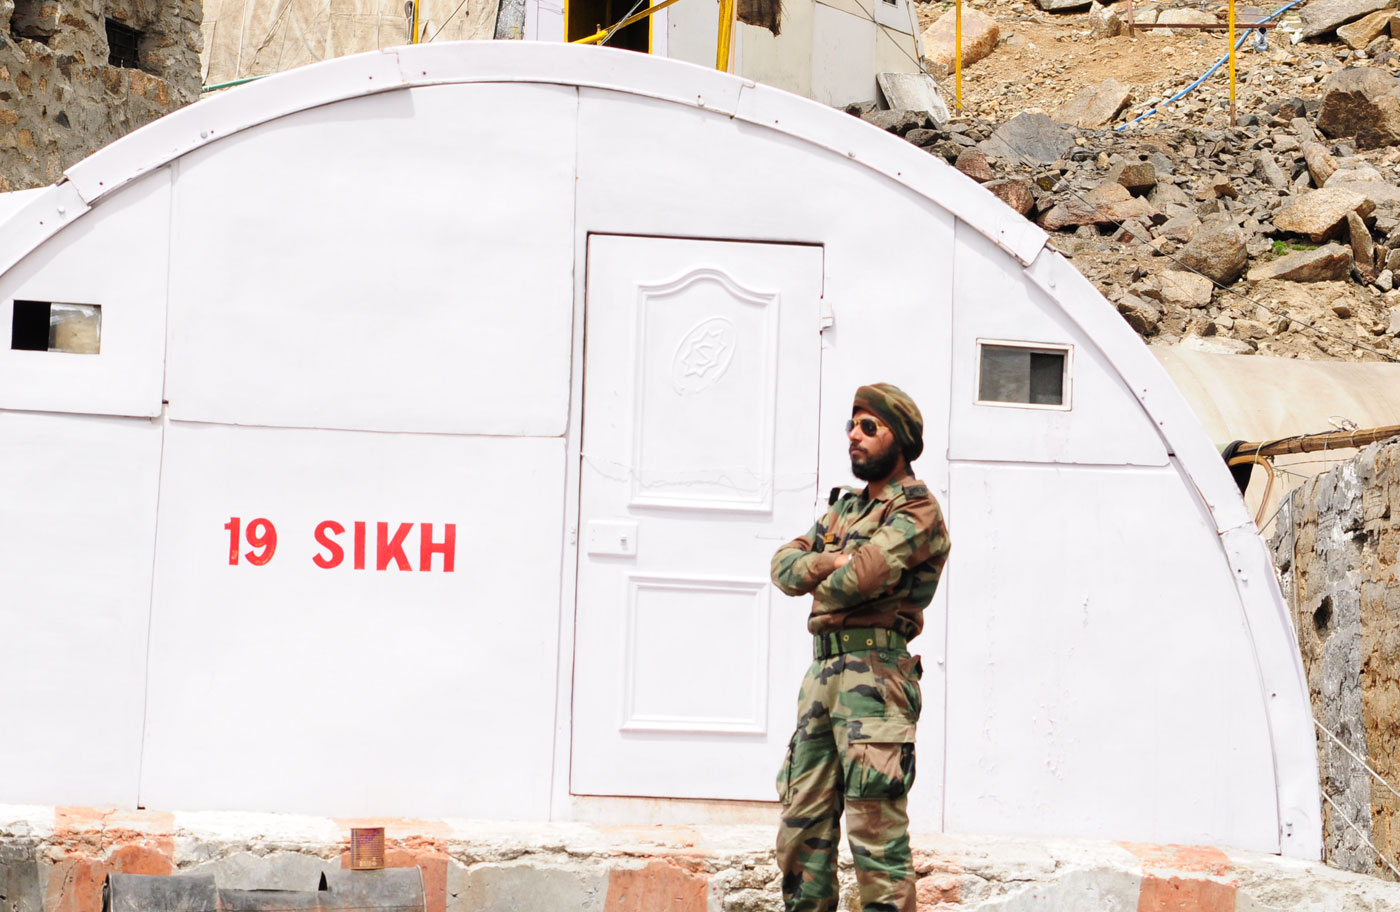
[1235,424,1400,459]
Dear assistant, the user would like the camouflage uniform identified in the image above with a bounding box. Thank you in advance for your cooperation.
[771,476,950,912]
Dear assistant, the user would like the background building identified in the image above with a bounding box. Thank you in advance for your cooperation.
[0,0,201,188]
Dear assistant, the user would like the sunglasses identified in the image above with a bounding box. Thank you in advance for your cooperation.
[845,417,886,436]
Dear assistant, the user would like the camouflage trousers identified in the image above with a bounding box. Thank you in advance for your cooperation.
[775,645,922,912]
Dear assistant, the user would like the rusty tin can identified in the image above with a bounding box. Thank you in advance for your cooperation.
[349,827,386,870]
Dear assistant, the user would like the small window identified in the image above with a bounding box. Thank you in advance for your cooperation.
[106,18,142,69]
[11,301,102,354]
[976,340,1070,409]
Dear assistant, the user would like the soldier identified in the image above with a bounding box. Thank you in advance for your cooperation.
[770,383,951,912]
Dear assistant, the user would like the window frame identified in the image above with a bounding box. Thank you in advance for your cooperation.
[973,338,1074,412]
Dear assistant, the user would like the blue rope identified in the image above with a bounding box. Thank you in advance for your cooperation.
[1115,0,1309,131]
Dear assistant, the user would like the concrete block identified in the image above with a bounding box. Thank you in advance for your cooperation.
[988,867,1145,910]
[0,841,42,912]
[458,864,606,912]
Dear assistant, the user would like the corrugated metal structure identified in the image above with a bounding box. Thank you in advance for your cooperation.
[0,43,1318,859]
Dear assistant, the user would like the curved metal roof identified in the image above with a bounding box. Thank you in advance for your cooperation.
[0,41,1320,856]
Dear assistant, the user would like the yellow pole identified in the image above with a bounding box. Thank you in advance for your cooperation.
[411,0,420,42]
[716,0,735,69]
[1228,0,1236,125]
[955,0,962,111]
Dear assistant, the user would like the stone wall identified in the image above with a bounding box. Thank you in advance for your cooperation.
[5,806,1400,912]
[1271,437,1400,879]
[0,0,200,189]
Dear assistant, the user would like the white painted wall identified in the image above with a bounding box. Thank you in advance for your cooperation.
[0,45,1319,857]
[141,424,566,819]
[0,412,161,807]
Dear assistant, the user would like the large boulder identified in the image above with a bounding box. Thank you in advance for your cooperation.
[1246,244,1354,281]
[860,109,936,136]
[1177,216,1248,285]
[1037,183,1156,230]
[1157,8,1217,32]
[1327,164,1385,183]
[1054,77,1132,127]
[1116,294,1163,333]
[1317,66,1400,148]
[1088,0,1125,37]
[954,148,995,182]
[1154,270,1215,307]
[979,112,1073,164]
[1273,187,1375,241]
[1035,0,1092,12]
[1338,7,1394,45]
[921,7,1000,73]
[1326,179,1400,206]
[1255,151,1290,190]
[984,177,1035,215]
[1115,160,1157,194]
[1302,141,1338,187]
[1349,210,1378,279]
[1299,0,1394,38]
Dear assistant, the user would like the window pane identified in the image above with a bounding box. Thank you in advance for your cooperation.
[978,344,1066,406]
[11,300,49,350]
[1029,351,1064,405]
[978,346,1031,403]
[49,303,101,354]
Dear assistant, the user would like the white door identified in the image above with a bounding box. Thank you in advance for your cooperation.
[572,235,824,800]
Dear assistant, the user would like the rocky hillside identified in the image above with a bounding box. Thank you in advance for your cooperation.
[864,0,1400,361]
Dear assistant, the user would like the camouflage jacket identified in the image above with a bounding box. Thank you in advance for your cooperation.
[770,476,950,638]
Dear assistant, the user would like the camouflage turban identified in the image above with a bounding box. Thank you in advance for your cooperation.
[853,383,924,462]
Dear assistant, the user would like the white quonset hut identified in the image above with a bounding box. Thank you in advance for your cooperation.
[0,43,1319,858]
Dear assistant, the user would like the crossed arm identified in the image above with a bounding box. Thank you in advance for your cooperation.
[771,501,942,610]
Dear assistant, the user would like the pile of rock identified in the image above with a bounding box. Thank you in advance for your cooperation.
[856,62,1400,359]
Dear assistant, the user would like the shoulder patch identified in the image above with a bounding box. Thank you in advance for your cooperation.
[904,483,930,499]
[829,486,858,505]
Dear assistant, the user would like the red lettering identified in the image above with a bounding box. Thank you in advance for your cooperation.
[225,517,241,566]
[354,521,367,570]
[244,518,278,566]
[377,522,413,571]
[419,523,456,572]
[313,520,345,569]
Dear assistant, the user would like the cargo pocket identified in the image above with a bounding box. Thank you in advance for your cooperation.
[897,654,923,722]
[776,733,798,804]
[843,718,916,800]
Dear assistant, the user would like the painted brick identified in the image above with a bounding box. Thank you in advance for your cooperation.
[1136,875,1237,912]
[603,860,708,912]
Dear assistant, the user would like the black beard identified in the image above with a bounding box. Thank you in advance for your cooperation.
[851,445,901,481]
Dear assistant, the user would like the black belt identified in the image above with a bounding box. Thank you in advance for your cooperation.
[813,627,907,659]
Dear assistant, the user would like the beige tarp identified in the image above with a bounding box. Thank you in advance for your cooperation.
[202,0,498,85]
[1152,344,1400,530]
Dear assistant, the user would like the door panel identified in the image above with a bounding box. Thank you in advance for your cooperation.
[572,235,823,800]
